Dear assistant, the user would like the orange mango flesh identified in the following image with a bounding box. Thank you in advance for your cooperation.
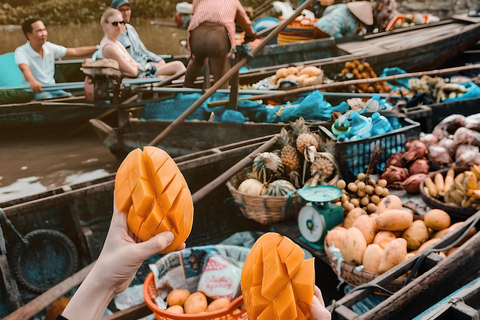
[241,233,315,320]
[114,146,193,253]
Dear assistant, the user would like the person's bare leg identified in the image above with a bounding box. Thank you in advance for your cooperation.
[184,57,205,87]
[155,61,186,77]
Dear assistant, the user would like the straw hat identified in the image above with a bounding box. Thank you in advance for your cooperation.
[346,1,373,26]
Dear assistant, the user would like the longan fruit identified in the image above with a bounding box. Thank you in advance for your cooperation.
[337,180,346,189]
[365,185,374,195]
[357,173,366,180]
[383,188,389,196]
[348,183,358,193]
[378,179,387,188]
[367,203,377,213]
[350,198,360,207]
[357,181,366,190]
[375,186,384,195]
[361,197,370,206]
[357,190,366,198]
[371,195,381,204]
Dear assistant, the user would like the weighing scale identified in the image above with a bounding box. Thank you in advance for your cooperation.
[297,185,344,250]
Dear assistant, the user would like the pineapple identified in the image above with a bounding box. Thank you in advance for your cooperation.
[281,145,302,172]
[277,128,302,173]
[311,154,335,179]
[296,133,319,154]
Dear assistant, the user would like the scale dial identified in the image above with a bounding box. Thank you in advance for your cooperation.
[298,204,325,243]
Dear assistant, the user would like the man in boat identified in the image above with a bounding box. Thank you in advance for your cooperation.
[313,1,373,38]
[15,18,97,100]
[110,0,186,77]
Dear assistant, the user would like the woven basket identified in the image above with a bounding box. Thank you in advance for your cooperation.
[226,167,302,225]
[324,241,407,294]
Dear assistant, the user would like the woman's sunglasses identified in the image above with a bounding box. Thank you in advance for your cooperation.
[111,21,125,27]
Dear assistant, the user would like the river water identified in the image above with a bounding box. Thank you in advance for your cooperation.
[0,19,187,203]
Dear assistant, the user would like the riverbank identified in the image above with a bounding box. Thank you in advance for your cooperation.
[0,0,280,25]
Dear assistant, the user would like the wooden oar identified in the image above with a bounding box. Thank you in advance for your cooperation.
[148,0,314,147]
[208,63,480,107]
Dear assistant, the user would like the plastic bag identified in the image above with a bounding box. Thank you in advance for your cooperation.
[197,254,243,300]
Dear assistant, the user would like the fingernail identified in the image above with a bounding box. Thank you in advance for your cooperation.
[164,231,174,243]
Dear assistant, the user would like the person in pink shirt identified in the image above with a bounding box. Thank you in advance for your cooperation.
[184,0,256,89]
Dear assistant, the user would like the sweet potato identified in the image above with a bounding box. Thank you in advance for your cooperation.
[402,220,429,250]
[378,238,407,274]
[375,210,413,231]
[353,215,377,244]
[341,227,367,265]
[373,231,397,249]
[343,208,367,229]
[184,292,208,314]
[362,244,383,274]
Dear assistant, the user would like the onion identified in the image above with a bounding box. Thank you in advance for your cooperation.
[380,166,409,186]
[403,140,428,163]
[408,159,430,175]
[386,152,405,169]
[399,174,427,194]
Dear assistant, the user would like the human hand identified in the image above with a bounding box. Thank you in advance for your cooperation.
[244,32,257,43]
[311,286,332,320]
[91,197,186,295]
[29,79,42,93]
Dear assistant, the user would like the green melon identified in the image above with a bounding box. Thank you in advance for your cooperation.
[266,180,296,196]
[252,152,285,183]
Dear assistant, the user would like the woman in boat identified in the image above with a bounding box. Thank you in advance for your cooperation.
[58,198,332,320]
[98,8,164,78]
[184,0,257,89]
[313,1,373,38]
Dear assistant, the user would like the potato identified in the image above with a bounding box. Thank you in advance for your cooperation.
[417,238,441,253]
[378,238,407,274]
[373,231,397,249]
[424,209,450,231]
[206,298,231,312]
[375,210,413,231]
[377,195,403,214]
[166,305,184,314]
[325,227,348,248]
[362,244,383,274]
[341,227,367,265]
[352,215,377,244]
[343,208,367,229]
[184,292,208,314]
[166,289,190,307]
[402,220,429,250]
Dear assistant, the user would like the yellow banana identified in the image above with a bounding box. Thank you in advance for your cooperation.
[473,190,480,199]
[454,173,467,195]
[461,199,472,208]
[435,173,445,196]
[465,171,478,191]
[424,176,438,198]
[444,169,455,193]
[450,190,466,206]
[444,192,456,205]
[424,186,431,198]
[471,165,480,180]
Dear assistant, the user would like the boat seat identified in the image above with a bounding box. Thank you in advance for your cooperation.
[0,52,27,87]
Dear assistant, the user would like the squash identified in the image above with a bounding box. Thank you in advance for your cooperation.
[114,147,193,253]
[265,180,296,196]
[341,227,367,265]
[238,179,267,196]
[252,152,285,183]
[241,233,314,320]
[184,292,208,314]
[377,195,403,214]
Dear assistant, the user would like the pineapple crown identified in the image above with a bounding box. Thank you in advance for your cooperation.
[290,117,310,138]
[276,128,294,147]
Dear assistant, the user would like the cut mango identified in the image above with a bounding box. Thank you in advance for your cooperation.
[241,233,315,320]
[114,147,193,253]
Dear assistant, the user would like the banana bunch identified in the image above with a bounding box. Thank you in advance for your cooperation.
[424,166,480,209]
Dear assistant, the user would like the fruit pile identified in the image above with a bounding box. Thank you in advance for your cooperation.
[336,60,391,94]
[334,173,389,214]
[235,118,338,197]
[165,290,239,315]
[424,166,480,210]
[274,66,324,87]
[326,196,477,275]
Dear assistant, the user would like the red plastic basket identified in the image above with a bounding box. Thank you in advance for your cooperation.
[143,273,248,320]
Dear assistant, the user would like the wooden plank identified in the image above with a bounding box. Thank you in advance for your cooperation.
[3,263,95,320]
[102,303,151,320]
[335,305,359,320]
[0,222,22,311]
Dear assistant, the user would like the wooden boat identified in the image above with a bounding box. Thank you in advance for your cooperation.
[0,135,272,317]
[327,209,480,320]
